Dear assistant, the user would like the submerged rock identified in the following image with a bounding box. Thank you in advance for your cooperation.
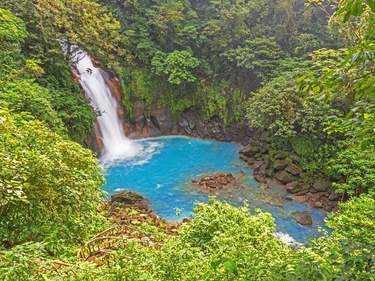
[291,211,313,226]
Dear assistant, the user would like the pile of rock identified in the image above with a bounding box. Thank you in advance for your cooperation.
[240,143,339,212]
[192,173,237,193]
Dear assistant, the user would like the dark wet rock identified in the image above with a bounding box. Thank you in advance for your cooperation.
[295,186,310,196]
[258,162,268,175]
[266,178,286,189]
[240,144,261,157]
[308,192,326,203]
[285,164,302,176]
[265,168,274,177]
[313,179,331,192]
[291,211,313,226]
[273,159,289,171]
[110,191,150,211]
[285,181,300,193]
[275,170,295,184]
[324,200,338,212]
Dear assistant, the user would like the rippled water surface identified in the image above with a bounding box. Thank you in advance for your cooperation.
[103,136,327,242]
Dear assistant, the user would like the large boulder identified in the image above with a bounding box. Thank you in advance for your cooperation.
[285,164,302,176]
[110,191,150,211]
[286,181,299,193]
[291,211,313,226]
[275,170,295,184]
[239,144,261,157]
[273,159,288,171]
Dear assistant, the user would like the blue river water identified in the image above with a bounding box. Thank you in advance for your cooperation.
[103,136,328,243]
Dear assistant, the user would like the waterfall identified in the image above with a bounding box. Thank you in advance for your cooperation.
[73,50,141,162]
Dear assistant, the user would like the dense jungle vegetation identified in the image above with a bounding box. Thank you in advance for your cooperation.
[0,0,374,280]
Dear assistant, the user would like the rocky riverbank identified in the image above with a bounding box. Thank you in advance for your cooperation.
[239,141,339,212]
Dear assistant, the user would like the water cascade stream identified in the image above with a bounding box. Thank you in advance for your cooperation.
[74,51,141,162]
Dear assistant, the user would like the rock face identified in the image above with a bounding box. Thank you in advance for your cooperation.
[291,211,313,226]
[192,173,237,193]
[125,104,253,143]
[83,68,252,150]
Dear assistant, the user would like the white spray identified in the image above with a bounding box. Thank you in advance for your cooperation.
[73,50,141,163]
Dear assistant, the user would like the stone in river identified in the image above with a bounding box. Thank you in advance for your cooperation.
[291,211,313,226]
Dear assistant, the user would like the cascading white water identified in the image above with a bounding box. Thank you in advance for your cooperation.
[73,50,141,162]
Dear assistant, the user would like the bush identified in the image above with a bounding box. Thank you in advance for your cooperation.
[0,108,105,254]
[287,195,375,281]
[246,71,333,140]
[0,80,65,133]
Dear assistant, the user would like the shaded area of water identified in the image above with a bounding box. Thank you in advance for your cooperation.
[103,136,327,243]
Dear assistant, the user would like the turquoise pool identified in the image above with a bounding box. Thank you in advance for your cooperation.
[103,136,327,243]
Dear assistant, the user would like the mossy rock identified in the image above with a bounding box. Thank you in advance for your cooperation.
[110,191,149,210]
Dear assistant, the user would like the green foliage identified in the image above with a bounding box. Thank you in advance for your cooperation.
[0,8,27,77]
[33,201,292,281]
[293,33,322,56]
[246,71,333,139]
[0,8,26,43]
[0,2,373,281]
[1,0,122,64]
[152,50,200,85]
[224,37,284,82]
[101,0,334,120]
[49,88,95,144]
[287,195,375,281]
[0,79,65,133]
[199,82,229,123]
[0,243,47,281]
[0,108,105,253]
[328,141,375,197]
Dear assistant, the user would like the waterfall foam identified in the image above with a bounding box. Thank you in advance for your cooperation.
[73,50,141,163]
